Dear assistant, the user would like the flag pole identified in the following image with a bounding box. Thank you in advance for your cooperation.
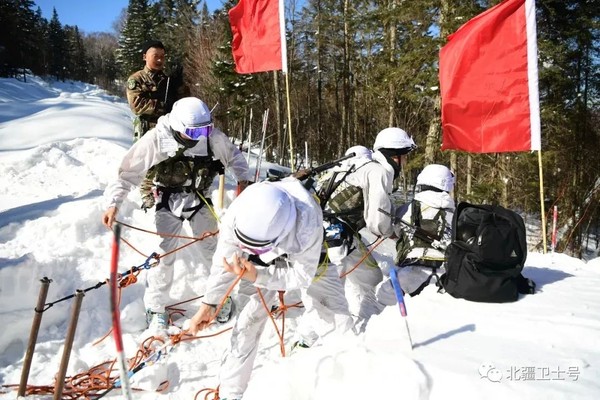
[284,74,294,171]
[527,0,545,253]
[279,0,294,171]
[538,150,547,253]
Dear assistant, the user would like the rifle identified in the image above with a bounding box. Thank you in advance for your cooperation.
[304,152,356,176]
[266,152,356,184]
[377,207,446,250]
[295,152,356,191]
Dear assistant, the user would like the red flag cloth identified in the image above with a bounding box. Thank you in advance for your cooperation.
[228,0,284,74]
[440,0,541,152]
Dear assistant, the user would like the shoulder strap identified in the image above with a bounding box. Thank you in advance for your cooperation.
[433,208,447,236]
[318,168,353,209]
[411,199,422,227]
[319,160,375,209]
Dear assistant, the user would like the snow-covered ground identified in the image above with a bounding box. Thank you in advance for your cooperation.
[0,75,599,399]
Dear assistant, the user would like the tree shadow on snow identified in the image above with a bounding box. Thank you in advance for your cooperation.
[0,190,103,239]
[0,189,104,242]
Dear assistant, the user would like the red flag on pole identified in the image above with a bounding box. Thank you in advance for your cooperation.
[228,0,287,74]
[439,0,541,153]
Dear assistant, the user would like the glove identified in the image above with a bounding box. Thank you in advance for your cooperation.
[237,180,252,193]
[292,169,311,180]
[169,64,184,85]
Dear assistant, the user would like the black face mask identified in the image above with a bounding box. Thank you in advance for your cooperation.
[378,148,402,179]
[172,129,197,148]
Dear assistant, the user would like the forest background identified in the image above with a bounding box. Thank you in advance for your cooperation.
[0,0,599,258]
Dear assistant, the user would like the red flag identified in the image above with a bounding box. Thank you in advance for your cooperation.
[440,0,541,153]
[228,0,286,74]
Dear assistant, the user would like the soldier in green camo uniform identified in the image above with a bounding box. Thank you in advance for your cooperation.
[126,39,189,210]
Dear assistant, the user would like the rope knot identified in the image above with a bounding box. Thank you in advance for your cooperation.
[170,333,183,346]
[119,272,138,288]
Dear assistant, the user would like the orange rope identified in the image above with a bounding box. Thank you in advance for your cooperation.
[339,236,386,278]
[93,266,149,347]
[166,295,204,310]
[5,223,230,398]
[109,220,219,261]
[92,285,122,346]
[3,335,173,399]
[195,385,220,400]
[117,220,213,241]
[256,289,288,357]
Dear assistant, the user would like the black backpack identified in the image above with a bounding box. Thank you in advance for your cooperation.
[440,202,535,303]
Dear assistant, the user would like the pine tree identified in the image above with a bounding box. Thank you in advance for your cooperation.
[48,8,67,81]
[535,0,600,255]
[116,0,157,78]
[0,0,45,78]
[65,26,88,82]
[32,6,50,76]
[85,32,120,92]
[154,0,202,73]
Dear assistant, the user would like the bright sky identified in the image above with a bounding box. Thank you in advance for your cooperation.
[0,75,599,399]
[34,0,225,34]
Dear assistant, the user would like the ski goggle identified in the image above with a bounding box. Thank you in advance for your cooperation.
[234,225,275,255]
[238,244,273,256]
[181,124,213,140]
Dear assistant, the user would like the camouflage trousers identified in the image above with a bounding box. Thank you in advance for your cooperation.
[140,168,156,210]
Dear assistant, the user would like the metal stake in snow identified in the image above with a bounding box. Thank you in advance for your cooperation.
[109,224,133,400]
[389,267,413,350]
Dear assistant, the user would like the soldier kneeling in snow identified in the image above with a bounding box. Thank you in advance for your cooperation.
[188,178,323,400]
[376,164,455,308]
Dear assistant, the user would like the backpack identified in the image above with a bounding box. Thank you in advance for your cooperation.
[395,199,448,265]
[318,161,373,233]
[394,199,449,296]
[440,202,535,303]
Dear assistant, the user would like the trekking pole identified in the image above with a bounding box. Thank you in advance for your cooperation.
[53,290,84,400]
[18,276,52,397]
[389,268,413,351]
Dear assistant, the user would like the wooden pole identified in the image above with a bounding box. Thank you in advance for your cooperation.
[538,150,547,253]
[284,71,294,171]
[18,277,52,397]
[53,290,84,400]
[218,175,225,210]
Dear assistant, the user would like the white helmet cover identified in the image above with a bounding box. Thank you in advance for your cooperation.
[169,97,212,133]
[373,127,416,152]
[233,183,296,248]
[416,164,455,192]
[345,145,372,159]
